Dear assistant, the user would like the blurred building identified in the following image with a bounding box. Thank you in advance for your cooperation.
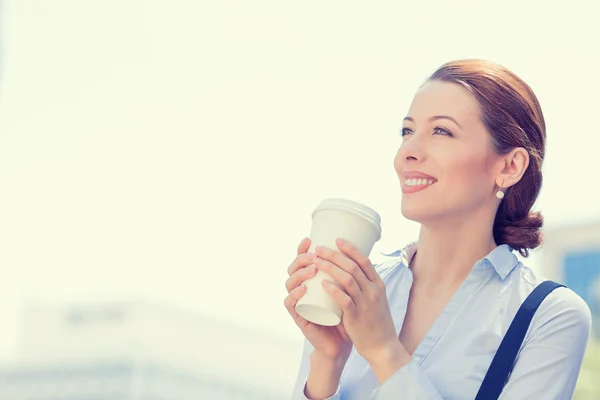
[0,302,302,399]
[542,221,600,338]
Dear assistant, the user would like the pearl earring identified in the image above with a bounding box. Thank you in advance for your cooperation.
[496,190,505,199]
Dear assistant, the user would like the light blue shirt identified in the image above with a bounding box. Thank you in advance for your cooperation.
[291,243,592,400]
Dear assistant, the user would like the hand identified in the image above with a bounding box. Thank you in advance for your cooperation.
[313,238,409,367]
[283,238,353,363]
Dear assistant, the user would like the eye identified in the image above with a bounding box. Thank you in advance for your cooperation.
[401,128,413,137]
[433,127,453,137]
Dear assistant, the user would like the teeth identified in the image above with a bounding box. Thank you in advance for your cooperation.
[405,178,435,187]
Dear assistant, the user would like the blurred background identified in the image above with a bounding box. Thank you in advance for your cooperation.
[0,0,598,398]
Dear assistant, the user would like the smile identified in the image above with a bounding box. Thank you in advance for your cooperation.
[404,178,435,187]
[402,178,436,194]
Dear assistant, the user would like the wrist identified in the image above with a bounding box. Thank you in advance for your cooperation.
[305,351,348,399]
[365,341,412,384]
[310,350,350,370]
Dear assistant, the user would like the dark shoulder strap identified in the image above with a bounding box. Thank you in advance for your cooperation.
[474,280,565,400]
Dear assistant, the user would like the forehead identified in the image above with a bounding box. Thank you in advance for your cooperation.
[407,80,482,125]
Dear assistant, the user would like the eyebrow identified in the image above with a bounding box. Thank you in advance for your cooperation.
[403,115,463,129]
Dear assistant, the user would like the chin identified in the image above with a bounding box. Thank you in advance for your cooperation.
[400,199,446,224]
[400,200,428,223]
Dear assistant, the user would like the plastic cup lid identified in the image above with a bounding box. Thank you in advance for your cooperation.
[312,198,382,240]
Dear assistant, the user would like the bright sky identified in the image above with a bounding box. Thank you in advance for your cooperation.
[0,0,599,365]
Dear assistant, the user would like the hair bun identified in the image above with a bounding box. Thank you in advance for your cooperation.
[493,211,543,257]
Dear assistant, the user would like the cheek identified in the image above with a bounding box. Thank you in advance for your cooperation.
[442,151,492,195]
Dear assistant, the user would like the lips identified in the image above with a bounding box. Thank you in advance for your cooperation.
[401,171,437,194]
[402,171,437,181]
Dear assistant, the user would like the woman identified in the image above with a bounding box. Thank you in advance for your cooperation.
[283,59,591,400]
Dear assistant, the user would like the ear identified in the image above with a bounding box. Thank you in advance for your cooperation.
[496,147,529,189]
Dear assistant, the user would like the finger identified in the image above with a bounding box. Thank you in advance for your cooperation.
[285,265,318,293]
[315,245,369,290]
[335,238,379,283]
[297,237,312,256]
[283,283,307,310]
[313,257,362,298]
[284,286,312,329]
[322,280,356,317]
[287,252,317,276]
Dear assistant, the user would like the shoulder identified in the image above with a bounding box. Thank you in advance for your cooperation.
[532,286,592,337]
[515,264,592,342]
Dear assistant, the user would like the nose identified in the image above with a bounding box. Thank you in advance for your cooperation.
[397,134,427,163]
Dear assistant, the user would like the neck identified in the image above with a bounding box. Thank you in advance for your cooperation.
[410,208,497,292]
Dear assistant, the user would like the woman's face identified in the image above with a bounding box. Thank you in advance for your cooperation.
[394,80,503,224]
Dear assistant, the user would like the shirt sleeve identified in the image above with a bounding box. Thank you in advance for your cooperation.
[497,287,592,400]
[369,360,443,400]
[291,339,341,400]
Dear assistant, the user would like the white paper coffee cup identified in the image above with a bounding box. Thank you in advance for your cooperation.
[295,198,382,326]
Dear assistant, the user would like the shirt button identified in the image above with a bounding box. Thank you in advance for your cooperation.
[412,356,421,363]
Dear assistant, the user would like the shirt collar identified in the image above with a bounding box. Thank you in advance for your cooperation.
[483,244,520,280]
[398,242,519,280]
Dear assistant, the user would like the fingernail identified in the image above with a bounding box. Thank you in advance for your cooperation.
[307,252,316,260]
